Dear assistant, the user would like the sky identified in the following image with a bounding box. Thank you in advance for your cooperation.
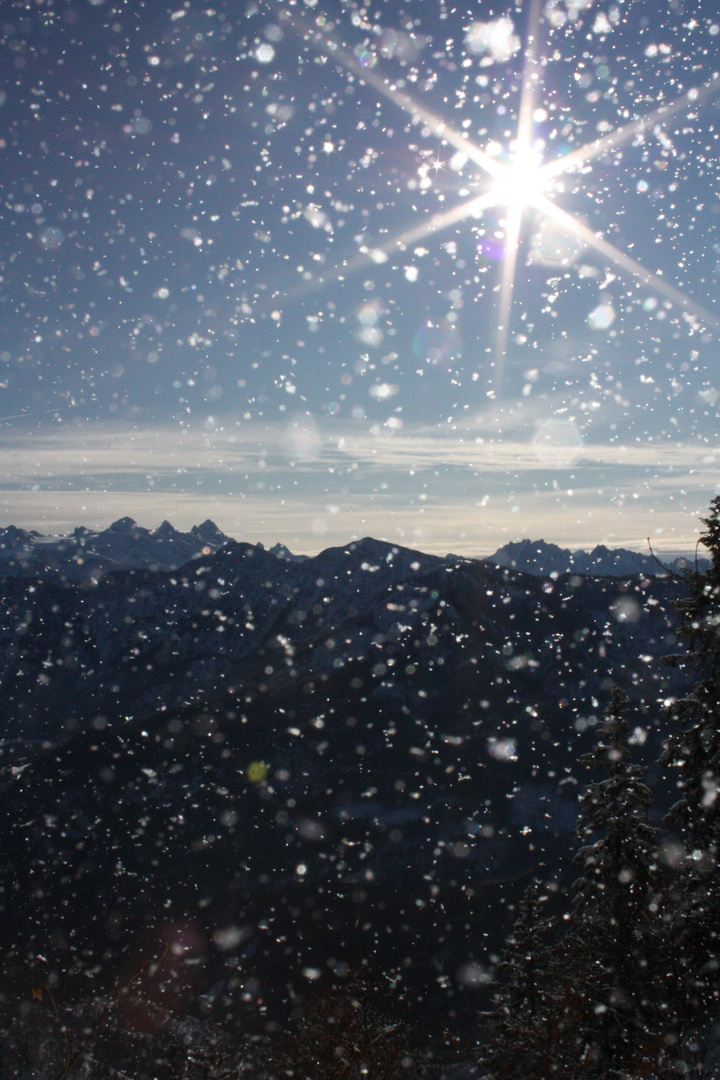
[0,0,719,555]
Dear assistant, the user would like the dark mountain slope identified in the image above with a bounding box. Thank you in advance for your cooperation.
[0,537,689,1037]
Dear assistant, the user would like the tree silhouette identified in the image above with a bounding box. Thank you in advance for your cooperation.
[662,495,720,1055]
[267,968,418,1080]
[663,495,720,853]
[479,881,557,1080]
[568,685,661,1076]
[480,688,663,1079]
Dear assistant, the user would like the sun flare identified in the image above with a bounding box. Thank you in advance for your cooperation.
[492,145,548,214]
[263,0,720,388]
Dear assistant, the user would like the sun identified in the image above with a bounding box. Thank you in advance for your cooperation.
[262,0,720,380]
[492,144,548,215]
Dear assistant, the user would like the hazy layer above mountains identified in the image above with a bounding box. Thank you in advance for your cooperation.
[0,518,703,582]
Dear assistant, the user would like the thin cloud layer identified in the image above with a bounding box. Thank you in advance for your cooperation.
[1,419,715,554]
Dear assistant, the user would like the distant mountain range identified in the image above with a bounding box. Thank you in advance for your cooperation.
[486,537,706,578]
[0,518,703,583]
[0,519,693,1037]
[0,517,231,582]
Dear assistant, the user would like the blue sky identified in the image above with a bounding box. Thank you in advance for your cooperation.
[1,0,719,553]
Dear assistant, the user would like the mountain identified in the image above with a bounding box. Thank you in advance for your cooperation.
[0,522,698,583]
[268,541,309,562]
[486,537,703,577]
[0,526,691,1043]
[0,533,684,746]
[0,517,231,583]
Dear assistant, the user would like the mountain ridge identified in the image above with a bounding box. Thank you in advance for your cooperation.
[0,519,703,583]
[0,517,232,582]
[484,536,704,577]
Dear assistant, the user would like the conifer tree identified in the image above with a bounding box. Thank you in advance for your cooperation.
[573,687,656,937]
[480,690,662,1078]
[663,494,720,854]
[662,495,720,1043]
[566,685,660,1076]
[480,881,554,1079]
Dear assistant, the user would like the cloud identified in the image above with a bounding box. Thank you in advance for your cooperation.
[0,417,716,554]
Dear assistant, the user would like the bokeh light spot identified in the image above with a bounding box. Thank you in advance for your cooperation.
[246,760,268,783]
[533,418,583,467]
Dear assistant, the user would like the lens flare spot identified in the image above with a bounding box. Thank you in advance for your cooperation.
[487,737,517,761]
[369,382,398,400]
[246,760,268,783]
[282,414,322,461]
[610,596,641,624]
[530,219,584,267]
[465,17,520,63]
[38,226,64,250]
[533,418,582,467]
[588,302,616,330]
[412,320,462,368]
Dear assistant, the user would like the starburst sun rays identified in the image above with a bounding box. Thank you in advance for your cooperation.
[264,0,720,394]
